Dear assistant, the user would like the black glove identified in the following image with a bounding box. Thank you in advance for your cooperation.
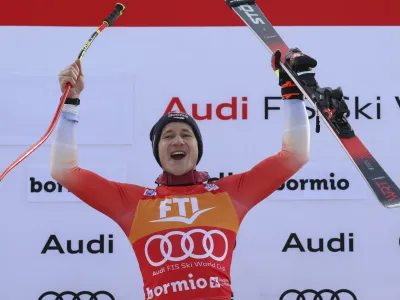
[272,48,351,135]
[271,47,318,100]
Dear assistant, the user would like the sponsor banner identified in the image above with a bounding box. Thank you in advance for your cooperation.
[231,198,400,299]
[268,161,372,201]
[0,215,144,299]
[38,290,116,300]
[1,25,400,300]
[196,161,372,201]
[26,164,127,203]
[0,74,135,146]
[40,233,115,256]
[278,288,357,300]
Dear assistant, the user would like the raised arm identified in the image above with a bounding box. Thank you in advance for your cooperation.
[216,48,317,222]
[50,60,145,235]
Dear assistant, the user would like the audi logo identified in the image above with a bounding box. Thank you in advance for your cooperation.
[38,290,115,300]
[279,289,357,300]
[145,228,228,267]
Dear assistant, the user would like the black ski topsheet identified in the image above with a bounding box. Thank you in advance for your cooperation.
[226,0,289,56]
[341,135,400,207]
[225,0,400,208]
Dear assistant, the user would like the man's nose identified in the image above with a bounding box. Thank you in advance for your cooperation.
[171,135,184,145]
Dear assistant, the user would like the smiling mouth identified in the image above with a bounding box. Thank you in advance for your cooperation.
[171,151,186,160]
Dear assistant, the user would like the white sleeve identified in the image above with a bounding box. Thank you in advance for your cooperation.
[50,105,79,175]
[281,99,310,164]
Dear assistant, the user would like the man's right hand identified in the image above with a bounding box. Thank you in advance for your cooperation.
[271,48,318,100]
[58,59,84,99]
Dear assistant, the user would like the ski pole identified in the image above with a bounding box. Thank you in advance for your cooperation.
[0,3,126,183]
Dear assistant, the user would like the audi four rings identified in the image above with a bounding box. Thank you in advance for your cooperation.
[144,228,228,267]
[38,291,115,300]
[279,289,357,300]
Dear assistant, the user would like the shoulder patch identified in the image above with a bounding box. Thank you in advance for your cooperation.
[204,183,219,191]
[144,189,157,196]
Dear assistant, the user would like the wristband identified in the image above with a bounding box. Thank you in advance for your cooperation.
[64,98,80,106]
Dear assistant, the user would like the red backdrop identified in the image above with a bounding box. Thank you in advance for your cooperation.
[1,0,398,26]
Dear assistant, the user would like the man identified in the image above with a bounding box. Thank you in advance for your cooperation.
[51,48,313,299]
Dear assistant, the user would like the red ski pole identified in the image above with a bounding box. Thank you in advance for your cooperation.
[0,3,126,182]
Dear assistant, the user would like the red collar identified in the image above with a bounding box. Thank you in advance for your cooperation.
[155,170,210,186]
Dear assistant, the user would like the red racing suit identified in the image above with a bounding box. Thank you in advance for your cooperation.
[50,100,310,300]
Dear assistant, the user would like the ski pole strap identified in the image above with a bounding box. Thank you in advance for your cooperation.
[226,0,256,8]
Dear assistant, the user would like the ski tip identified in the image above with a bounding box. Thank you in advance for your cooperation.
[225,0,256,8]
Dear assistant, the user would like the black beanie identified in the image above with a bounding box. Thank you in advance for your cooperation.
[149,111,203,167]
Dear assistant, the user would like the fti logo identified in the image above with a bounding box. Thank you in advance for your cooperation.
[150,197,215,225]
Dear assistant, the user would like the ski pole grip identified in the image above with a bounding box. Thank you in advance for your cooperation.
[226,0,256,8]
[104,3,126,26]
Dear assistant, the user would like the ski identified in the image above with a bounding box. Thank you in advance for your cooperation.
[225,0,400,208]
